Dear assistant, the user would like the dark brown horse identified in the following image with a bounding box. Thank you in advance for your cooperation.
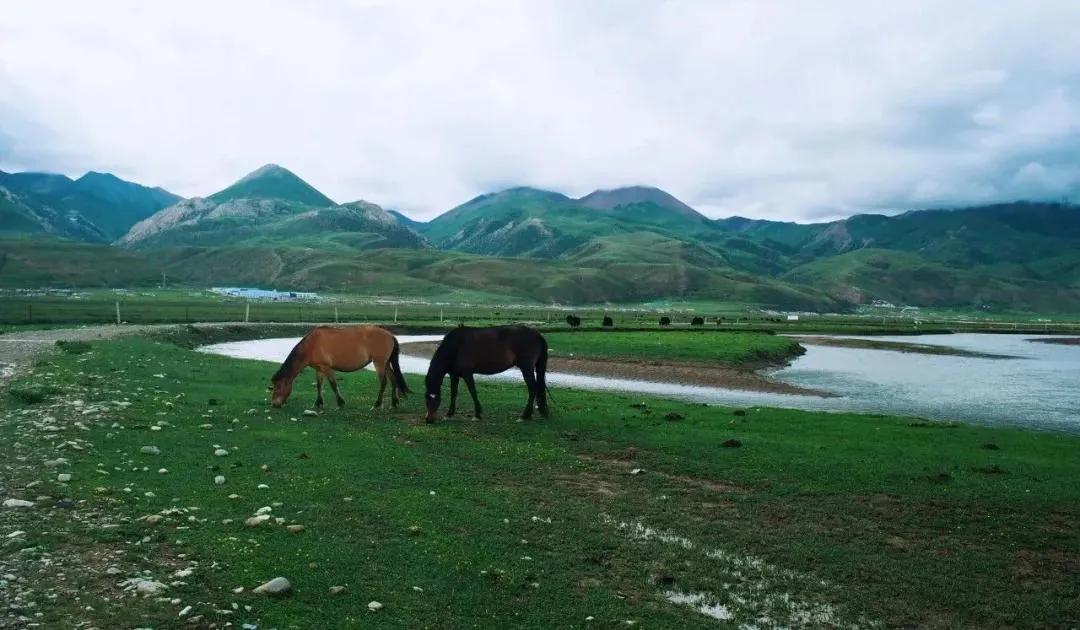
[424,325,548,423]
[271,326,409,409]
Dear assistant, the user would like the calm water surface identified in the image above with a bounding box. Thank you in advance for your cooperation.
[200,333,1080,433]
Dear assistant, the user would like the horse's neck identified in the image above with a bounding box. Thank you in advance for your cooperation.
[280,357,308,383]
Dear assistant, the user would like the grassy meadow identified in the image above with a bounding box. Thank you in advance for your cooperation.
[545,331,804,367]
[1,333,1077,628]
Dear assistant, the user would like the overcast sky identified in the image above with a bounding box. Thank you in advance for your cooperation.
[2,1,1079,222]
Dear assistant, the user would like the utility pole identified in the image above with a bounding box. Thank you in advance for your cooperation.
[245,303,250,323]
[115,301,121,325]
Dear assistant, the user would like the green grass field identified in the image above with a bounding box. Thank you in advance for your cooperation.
[545,331,804,367]
[3,288,1080,337]
[1,335,1077,628]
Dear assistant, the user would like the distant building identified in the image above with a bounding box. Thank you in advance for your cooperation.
[786,314,799,321]
[211,287,318,301]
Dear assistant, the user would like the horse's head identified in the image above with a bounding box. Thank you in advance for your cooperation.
[423,387,441,423]
[423,370,442,422]
[270,376,293,408]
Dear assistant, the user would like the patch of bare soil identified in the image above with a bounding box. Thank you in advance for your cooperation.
[577,453,749,494]
[400,342,832,397]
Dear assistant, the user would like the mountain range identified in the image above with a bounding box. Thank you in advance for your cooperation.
[2,163,1078,312]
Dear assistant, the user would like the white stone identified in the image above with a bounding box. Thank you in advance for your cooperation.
[368,601,384,612]
[2,499,33,508]
[253,577,291,596]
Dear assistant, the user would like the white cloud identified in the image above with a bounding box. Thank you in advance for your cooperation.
[1,0,1078,221]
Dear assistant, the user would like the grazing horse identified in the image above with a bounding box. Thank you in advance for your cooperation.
[270,326,409,409]
[424,325,548,423]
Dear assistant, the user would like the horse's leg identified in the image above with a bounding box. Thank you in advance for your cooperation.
[372,362,387,410]
[314,369,325,409]
[323,368,346,408]
[463,373,482,420]
[387,363,400,409]
[446,374,460,417]
[518,365,537,420]
[536,355,549,418]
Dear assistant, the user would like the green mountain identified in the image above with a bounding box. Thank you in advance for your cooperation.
[5,159,1079,312]
[119,167,426,251]
[0,169,180,241]
[207,164,336,206]
[420,186,722,259]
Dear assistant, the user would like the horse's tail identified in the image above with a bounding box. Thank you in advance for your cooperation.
[389,338,410,396]
[537,336,552,409]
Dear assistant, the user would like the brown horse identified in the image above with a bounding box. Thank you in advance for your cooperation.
[270,326,409,409]
[424,325,548,423]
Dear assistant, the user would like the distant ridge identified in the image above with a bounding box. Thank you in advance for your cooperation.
[578,185,704,219]
[0,169,180,240]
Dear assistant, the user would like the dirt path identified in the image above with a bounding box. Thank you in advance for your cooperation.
[0,325,168,382]
[400,341,831,397]
[0,322,283,384]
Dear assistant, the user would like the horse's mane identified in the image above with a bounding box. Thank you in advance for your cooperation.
[272,339,305,382]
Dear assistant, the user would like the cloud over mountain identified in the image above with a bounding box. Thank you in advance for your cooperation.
[1,1,1079,221]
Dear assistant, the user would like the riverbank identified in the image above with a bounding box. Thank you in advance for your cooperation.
[1028,336,1080,346]
[401,340,829,396]
[1,335,1076,627]
[791,335,1016,358]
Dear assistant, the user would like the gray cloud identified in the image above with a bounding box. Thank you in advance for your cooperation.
[1,1,1078,222]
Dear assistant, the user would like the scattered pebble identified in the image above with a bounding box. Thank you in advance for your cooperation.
[368,601,384,612]
[214,475,226,485]
[2,499,34,508]
[140,446,161,455]
[328,585,346,595]
[57,473,73,482]
[286,525,305,534]
[245,515,271,527]
[213,448,229,457]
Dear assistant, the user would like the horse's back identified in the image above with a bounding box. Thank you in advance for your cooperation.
[444,325,545,373]
[307,325,395,370]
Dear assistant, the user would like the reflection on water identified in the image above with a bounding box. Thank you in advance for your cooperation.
[200,333,1080,433]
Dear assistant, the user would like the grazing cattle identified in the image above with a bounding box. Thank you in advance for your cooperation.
[566,315,582,328]
[602,316,614,327]
[424,325,549,422]
[691,316,704,326]
[270,326,409,409]
[659,316,671,326]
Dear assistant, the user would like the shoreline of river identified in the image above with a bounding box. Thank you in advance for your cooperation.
[399,341,832,397]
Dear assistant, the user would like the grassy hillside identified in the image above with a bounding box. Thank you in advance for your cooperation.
[0,238,842,310]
